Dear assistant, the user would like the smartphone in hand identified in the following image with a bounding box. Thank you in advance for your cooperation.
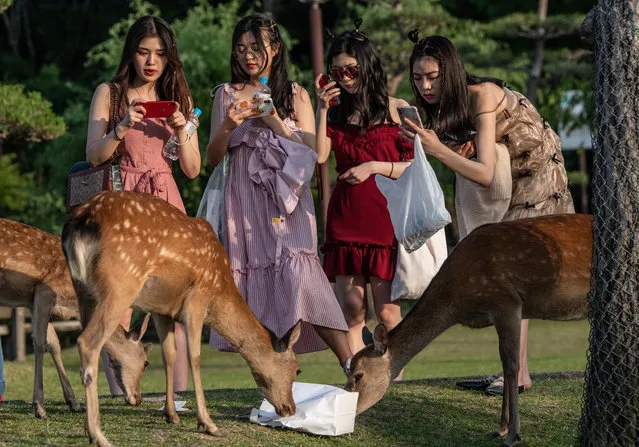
[398,106,423,129]
[141,100,178,119]
[318,74,340,106]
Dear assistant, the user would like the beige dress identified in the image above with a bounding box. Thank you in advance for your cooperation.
[456,88,575,239]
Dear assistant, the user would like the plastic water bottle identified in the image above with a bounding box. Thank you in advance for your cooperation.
[254,76,271,101]
[163,107,202,160]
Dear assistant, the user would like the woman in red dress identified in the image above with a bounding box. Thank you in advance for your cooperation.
[315,22,414,367]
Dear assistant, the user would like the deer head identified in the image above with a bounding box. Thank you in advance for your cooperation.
[344,324,392,414]
[103,313,152,405]
[249,322,302,417]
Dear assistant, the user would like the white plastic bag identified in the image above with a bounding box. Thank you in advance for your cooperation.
[391,228,448,301]
[196,154,228,243]
[249,382,358,436]
[375,134,451,252]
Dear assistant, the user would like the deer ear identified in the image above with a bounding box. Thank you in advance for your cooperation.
[144,343,152,354]
[128,313,152,343]
[283,320,302,350]
[373,324,389,355]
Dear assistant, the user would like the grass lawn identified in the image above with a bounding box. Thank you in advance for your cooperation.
[0,319,589,446]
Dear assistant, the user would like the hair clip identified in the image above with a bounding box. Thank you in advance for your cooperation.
[324,28,335,40]
[353,17,363,32]
[408,29,420,44]
[269,19,277,31]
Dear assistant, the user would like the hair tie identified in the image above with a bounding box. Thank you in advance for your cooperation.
[324,28,335,40]
[353,17,363,32]
[408,29,420,44]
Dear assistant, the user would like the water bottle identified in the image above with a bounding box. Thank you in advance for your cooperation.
[163,107,202,161]
[253,76,274,116]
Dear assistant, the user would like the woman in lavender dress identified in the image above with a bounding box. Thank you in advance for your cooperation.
[204,14,352,372]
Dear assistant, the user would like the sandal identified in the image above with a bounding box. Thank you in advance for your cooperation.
[456,375,498,391]
[484,376,526,396]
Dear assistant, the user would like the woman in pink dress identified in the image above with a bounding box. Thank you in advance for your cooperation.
[85,16,198,397]
[205,14,352,372]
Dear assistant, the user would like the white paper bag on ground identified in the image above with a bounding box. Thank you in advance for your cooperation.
[392,228,448,301]
[249,382,358,436]
[375,134,451,252]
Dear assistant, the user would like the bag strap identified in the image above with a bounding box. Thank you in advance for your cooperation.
[106,81,121,162]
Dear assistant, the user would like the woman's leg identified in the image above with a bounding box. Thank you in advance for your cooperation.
[101,308,133,396]
[518,319,532,390]
[369,276,404,380]
[335,275,368,354]
[313,325,353,368]
[173,322,189,392]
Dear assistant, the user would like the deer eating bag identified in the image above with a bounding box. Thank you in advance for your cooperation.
[375,134,451,253]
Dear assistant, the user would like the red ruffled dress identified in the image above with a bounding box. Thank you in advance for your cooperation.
[323,123,414,282]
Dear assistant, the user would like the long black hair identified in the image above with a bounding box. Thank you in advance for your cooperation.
[326,28,392,129]
[230,13,294,120]
[111,16,192,117]
[409,35,503,138]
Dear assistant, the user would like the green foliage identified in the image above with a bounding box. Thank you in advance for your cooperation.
[0,153,33,213]
[0,84,66,141]
[0,0,12,14]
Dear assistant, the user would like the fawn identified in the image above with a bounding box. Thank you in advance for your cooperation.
[344,214,592,447]
[0,218,151,418]
[62,190,301,447]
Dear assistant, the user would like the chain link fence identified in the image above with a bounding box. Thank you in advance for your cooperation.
[578,1,639,445]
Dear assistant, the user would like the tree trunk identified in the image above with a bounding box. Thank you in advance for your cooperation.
[525,0,548,105]
[579,1,639,445]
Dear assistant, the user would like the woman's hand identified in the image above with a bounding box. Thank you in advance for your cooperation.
[166,102,187,131]
[339,162,374,185]
[399,118,446,156]
[314,74,341,111]
[119,100,146,130]
[223,99,260,131]
[451,139,476,159]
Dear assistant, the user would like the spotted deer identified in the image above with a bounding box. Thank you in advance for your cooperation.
[0,218,152,418]
[62,190,301,447]
[345,214,592,447]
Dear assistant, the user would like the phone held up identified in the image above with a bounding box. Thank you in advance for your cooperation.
[318,74,340,107]
[397,106,423,129]
[141,100,178,119]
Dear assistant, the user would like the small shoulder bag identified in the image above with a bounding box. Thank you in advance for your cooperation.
[66,82,123,213]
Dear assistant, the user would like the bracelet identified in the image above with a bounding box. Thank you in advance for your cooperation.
[113,126,123,141]
[175,134,192,146]
[389,162,394,178]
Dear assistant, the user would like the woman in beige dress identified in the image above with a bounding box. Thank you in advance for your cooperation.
[401,34,574,394]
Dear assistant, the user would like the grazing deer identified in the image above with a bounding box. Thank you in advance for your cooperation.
[0,218,152,418]
[344,214,592,447]
[62,190,301,447]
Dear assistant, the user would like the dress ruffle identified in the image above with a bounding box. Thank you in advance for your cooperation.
[322,242,397,282]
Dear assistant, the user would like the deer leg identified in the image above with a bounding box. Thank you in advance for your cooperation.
[78,298,132,447]
[152,314,179,425]
[31,289,53,419]
[493,313,522,446]
[46,322,82,413]
[183,309,219,437]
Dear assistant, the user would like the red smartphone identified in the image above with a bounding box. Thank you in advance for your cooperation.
[140,100,178,119]
[318,74,340,106]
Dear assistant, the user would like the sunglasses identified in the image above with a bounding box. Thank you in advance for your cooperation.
[329,65,361,82]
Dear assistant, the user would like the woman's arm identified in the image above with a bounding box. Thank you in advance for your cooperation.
[314,74,340,164]
[400,89,499,187]
[167,100,200,179]
[205,87,257,167]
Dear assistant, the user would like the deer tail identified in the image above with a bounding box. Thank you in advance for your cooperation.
[61,215,101,285]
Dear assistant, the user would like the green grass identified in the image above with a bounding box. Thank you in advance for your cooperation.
[0,319,589,446]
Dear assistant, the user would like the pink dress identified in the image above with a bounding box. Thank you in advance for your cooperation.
[115,113,185,213]
[208,83,348,354]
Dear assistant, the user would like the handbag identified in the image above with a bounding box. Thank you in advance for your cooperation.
[66,82,123,213]
[391,228,448,301]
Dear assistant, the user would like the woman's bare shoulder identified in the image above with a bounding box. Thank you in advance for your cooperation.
[469,82,505,116]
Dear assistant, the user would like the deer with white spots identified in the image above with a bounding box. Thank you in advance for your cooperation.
[62,190,301,447]
[344,214,592,447]
[0,218,152,418]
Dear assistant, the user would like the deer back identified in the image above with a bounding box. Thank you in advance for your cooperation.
[0,218,78,318]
